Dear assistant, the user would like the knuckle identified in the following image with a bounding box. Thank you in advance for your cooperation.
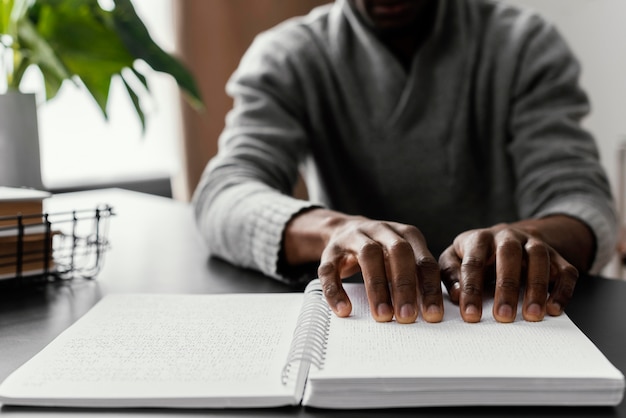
[317,261,336,278]
[321,280,341,299]
[416,255,439,274]
[359,220,383,234]
[366,276,390,298]
[421,278,441,297]
[461,282,482,296]
[473,229,494,243]
[387,239,413,259]
[556,282,576,299]
[555,266,578,298]
[392,276,415,291]
[496,238,522,258]
[322,242,343,258]
[496,278,520,292]
[527,277,549,294]
[563,284,576,298]
[494,227,515,241]
[560,264,579,279]
[439,263,457,279]
[438,245,455,262]
[525,240,549,257]
[461,255,485,270]
[395,223,422,238]
[358,241,383,260]
[439,258,455,272]
[368,276,388,290]
[492,222,509,231]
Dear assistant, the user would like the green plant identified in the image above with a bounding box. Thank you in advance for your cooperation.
[0,0,203,130]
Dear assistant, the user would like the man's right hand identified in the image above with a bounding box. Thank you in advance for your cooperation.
[283,209,444,324]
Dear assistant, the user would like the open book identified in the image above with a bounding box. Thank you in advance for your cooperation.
[0,280,623,409]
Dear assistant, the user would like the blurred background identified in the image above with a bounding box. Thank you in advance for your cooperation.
[22,0,626,272]
[27,0,327,200]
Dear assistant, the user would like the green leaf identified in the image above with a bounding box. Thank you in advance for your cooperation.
[111,0,204,110]
[80,71,112,118]
[2,0,32,89]
[121,72,145,133]
[10,0,30,26]
[130,66,148,91]
[33,1,135,115]
[4,0,205,128]
[39,61,63,98]
[0,0,11,35]
[2,0,29,37]
[15,17,70,90]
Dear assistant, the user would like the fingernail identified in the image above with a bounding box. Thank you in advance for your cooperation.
[400,303,416,320]
[497,303,513,319]
[335,301,348,316]
[527,303,542,317]
[425,304,443,322]
[377,303,392,318]
[549,301,563,315]
[427,304,442,316]
[465,304,479,316]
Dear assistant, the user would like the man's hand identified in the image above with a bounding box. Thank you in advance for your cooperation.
[318,217,444,323]
[438,221,580,323]
[283,209,444,323]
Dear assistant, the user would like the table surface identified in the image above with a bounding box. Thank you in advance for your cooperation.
[0,188,625,418]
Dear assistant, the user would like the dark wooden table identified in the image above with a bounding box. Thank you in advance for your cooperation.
[1,188,624,417]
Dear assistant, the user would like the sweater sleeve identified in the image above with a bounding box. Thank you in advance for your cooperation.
[192,28,319,283]
[507,14,617,274]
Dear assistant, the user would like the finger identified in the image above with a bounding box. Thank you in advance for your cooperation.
[459,231,493,323]
[439,245,462,304]
[416,252,443,323]
[318,245,352,318]
[493,231,523,323]
[384,238,419,324]
[354,236,394,322]
[522,238,550,322]
[546,252,578,316]
[391,224,443,323]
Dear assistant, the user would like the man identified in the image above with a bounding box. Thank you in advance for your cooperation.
[193,0,617,324]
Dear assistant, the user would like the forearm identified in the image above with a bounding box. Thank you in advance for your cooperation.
[194,173,315,279]
[511,215,595,273]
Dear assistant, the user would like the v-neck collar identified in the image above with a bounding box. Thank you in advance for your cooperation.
[329,0,450,140]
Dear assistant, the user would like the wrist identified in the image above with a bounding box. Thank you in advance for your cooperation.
[511,215,595,272]
[283,208,350,265]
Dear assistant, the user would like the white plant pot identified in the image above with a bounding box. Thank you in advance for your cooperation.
[0,92,44,189]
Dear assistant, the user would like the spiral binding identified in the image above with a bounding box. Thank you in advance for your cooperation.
[281,280,332,385]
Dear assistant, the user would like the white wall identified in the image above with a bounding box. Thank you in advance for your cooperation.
[507,0,626,277]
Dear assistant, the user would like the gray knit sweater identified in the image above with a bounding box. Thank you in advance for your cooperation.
[193,0,617,281]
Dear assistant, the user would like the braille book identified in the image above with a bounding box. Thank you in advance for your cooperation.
[0,279,623,409]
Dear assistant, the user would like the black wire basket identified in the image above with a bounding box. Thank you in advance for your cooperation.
[0,205,114,289]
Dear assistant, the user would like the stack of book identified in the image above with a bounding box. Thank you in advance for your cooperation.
[0,186,54,280]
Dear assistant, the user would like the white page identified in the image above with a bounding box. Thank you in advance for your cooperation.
[0,293,304,408]
[311,283,625,383]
